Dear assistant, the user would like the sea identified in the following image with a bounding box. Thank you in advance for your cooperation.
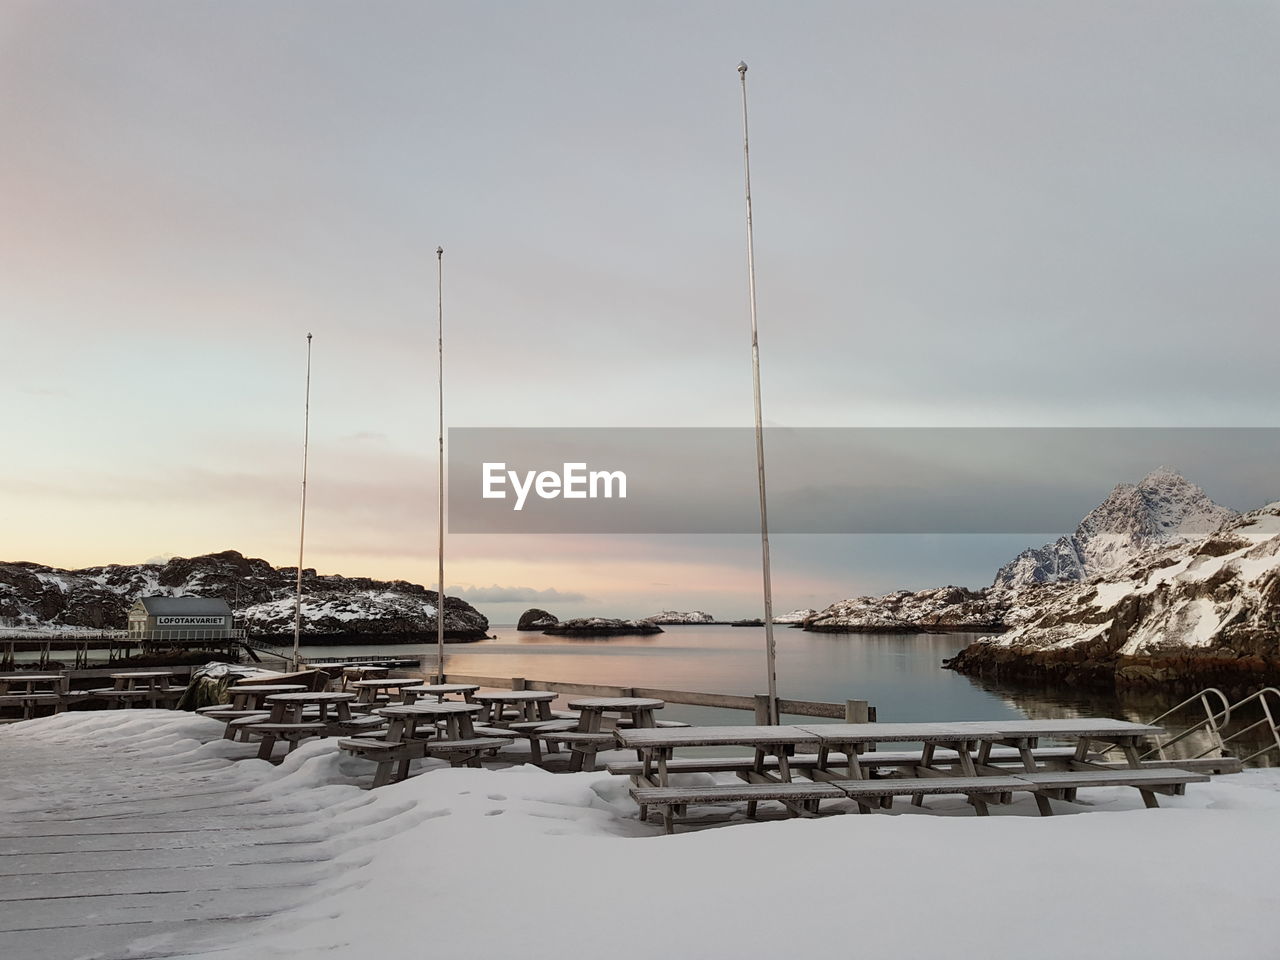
[295,623,1275,765]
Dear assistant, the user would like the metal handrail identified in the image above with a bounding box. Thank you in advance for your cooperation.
[1140,686,1280,765]
[1216,687,1280,764]
[1141,687,1232,761]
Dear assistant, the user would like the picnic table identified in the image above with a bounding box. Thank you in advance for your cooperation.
[528,697,667,772]
[202,684,307,740]
[403,683,480,704]
[568,697,665,730]
[253,691,357,759]
[472,690,558,726]
[614,718,1201,832]
[947,718,1166,813]
[0,673,67,718]
[349,677,425,707]
[339,701,509,786]
[617,725,820,786]
[91,671,183,709]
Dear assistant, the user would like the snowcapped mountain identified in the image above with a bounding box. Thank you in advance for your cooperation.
[949,504,1280,688]
[992,468,1237,590]
[0,550,488,640]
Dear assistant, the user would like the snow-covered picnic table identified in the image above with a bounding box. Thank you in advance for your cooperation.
[472,690,558,725]
[349,677,426,707]
[0,673,66,719]
[338,701,511,786]
[199,683,308,740]
[403,683,480,704]
[615,719,1207,832]
[87,670,185,709]
[253,691,358,759]
[528,696,668,772]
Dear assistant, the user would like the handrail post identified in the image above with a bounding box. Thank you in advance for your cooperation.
[753,695,770,724]
[844,699,870,723]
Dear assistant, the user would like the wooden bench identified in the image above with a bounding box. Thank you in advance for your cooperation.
[1095,756,1242,776]
[604,746,1086,779]
[338,736,515,786]
[422,737,514,768]
[250,721,328,758]
[532,728,619,772]
[0,693,63,719]
[338,737,422,787]
[208,710,271,739]
[1013,767,1208,810]
[631,782,847,834]
[831,775,1036,815]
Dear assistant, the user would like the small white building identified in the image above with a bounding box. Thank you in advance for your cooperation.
[127,596,234,642]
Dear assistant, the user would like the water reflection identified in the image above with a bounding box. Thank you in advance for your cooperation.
[299,624,1275,767]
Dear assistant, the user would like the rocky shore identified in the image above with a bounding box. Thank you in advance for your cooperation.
[946,505,1280,691]
[0,550,490,642]
[541,617,663,636]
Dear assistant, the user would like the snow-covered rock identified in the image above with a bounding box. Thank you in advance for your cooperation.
[992,467,1237,589]
[541,617,663,636]
[948,504,1280,689]
[0,550,489,641]
[806,587,1008,633]
[516,608,559,630]
[772,608,816,624]
[645,610,716,624]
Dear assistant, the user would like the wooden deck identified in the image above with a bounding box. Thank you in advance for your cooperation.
[0,714,389,960]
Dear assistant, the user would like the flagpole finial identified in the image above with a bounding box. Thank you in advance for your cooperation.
[437,246,444,258]
[306,332,312,341]
[738,61,748,74]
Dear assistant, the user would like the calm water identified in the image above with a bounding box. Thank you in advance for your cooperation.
[299,624,1276,764]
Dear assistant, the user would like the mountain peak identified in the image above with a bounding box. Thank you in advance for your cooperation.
[994,469,1237,590]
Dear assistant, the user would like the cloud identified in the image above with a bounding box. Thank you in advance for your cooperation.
[448,584,588,604]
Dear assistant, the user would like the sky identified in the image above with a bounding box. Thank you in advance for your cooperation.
[2,1,1277,620]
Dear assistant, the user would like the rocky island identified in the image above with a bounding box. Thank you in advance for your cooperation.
[645,610,717,624]
[0,550,490,642]
[516,608,559,630]
[541,617,663,636]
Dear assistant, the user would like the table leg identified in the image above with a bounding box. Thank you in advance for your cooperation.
[1120,738,1159,808]
[256,704,287,760]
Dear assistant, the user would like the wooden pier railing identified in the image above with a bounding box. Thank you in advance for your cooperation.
[439,673,874,722]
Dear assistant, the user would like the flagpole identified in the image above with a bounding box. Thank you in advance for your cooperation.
[435,247,446,684]
[738,61,779,725]
[292,332,313,671]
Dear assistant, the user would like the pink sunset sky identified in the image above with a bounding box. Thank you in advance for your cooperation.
[3,2,1276,621]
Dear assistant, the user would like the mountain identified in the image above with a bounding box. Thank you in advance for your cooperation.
[992,468,1237,590]
[0,550,489,640]
[948,504,1280,689]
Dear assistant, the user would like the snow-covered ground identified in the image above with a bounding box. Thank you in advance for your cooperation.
[2,713,1278,960]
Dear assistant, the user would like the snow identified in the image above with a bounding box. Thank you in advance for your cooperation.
[3,712,1280,960]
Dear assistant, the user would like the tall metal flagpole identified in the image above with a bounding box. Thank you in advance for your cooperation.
[435,247,446,684]
[292,333,313,671]
[738,61,780,725]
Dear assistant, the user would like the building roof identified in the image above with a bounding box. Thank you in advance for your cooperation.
[135,596,232,616]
